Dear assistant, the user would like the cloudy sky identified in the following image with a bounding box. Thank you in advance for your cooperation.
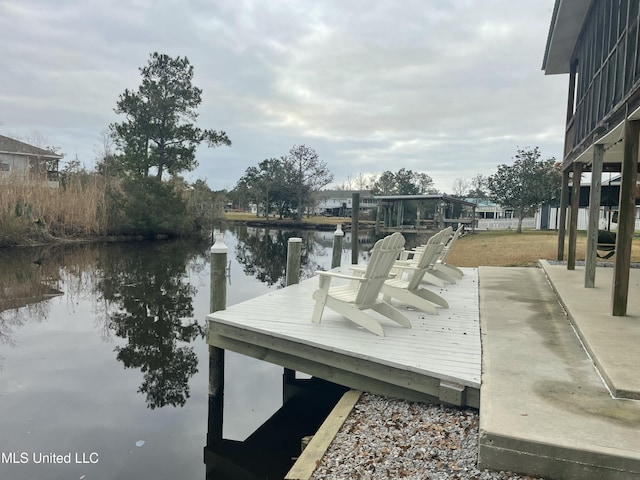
[0,0,567,193]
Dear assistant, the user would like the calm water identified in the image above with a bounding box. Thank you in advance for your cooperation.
[0,226,375,480]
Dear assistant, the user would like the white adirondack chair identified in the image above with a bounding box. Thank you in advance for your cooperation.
[381,231,450,313]
[311,232,410,337]
[432,224,465,280]
[393,227,454,288]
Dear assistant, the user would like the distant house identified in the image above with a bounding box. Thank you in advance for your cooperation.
[314,190,377,217]
[465,197,512,220]
[0,134,62,186]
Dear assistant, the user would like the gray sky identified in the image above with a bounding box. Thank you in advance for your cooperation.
[0,0,566,194]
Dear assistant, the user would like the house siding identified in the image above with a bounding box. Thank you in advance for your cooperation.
[0,152,32,173]
[566,0,640,166]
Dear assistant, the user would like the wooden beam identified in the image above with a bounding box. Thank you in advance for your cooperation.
[208,330,447,403]
[585,144,604,287]
[612,120,640,316]
[285,390,362,480]
[567,162,583,270]
[557,169,570,261]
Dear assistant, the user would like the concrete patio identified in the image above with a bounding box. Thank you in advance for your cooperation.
[478,261,640,479]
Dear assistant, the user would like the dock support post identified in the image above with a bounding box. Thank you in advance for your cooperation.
[286,237,302,286]
[208,232,228,444]
[284,237,303,382]
[210,232,228,315]
[351,193,360,265]
[331,224,344,269]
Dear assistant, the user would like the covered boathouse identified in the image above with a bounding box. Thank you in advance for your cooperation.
[374,194,477,234]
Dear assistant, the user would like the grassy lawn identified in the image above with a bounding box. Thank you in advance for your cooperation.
[447,230,640,267]
[224,212,638,268]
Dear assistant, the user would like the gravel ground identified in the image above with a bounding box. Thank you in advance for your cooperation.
[310,393,545,480]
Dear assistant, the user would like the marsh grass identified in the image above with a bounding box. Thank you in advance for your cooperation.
[0,174,108,246]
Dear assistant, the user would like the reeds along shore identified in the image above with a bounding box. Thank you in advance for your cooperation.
[0,173,108,246]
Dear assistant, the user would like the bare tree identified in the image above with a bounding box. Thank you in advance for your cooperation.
[468,174,488,198]
[356,172,373,191]
[94,130,115,162]
[451,178,471,197]
[284,145,333,221]
[94,129,121,178]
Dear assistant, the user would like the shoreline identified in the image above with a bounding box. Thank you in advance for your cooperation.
[220,214,375,231]
[0,216,375,249]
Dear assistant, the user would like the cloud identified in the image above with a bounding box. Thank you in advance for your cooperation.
[0,0,564,193]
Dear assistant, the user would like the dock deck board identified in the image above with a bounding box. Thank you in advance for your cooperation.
[207,267,481,407]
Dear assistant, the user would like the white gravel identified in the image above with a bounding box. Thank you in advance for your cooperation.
[310,393,544,480]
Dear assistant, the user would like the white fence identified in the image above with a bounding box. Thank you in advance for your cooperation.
[475,208,640,231]
[542,207,640,231]
[476,218,536,230]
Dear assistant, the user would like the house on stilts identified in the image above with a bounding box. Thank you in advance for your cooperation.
[543,0,640,313]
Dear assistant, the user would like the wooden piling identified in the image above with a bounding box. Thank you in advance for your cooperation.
[208,232,227,442]
[351,193,360,265]
[286,237,302,286]
[285,237,303,382]
[331,224,344,269]
[210,232,228,314]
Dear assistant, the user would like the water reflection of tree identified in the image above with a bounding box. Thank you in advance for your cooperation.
[96,241,207,409]
[234,228,322,287]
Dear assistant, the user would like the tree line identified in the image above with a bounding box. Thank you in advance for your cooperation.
[101,52,561,236]
[228,145,333,221]
[1,52,561,245]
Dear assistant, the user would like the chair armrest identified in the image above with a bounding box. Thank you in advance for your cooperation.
[315,270,369,282]
[396,265,421,271]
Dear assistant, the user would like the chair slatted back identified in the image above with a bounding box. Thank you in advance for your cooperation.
[439,224,463,264]
[355,232,405,305]
[405,227,451,291]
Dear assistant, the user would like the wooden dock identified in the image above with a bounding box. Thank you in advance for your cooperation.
[207,267,481,408]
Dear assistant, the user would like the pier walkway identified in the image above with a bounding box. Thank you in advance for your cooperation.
[207,266,481,408]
